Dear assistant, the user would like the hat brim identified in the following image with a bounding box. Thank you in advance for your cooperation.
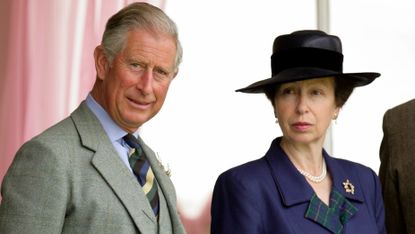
[235,67,380,93]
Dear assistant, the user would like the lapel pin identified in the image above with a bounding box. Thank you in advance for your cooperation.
[343,179,355,194]
[156,152,171,177]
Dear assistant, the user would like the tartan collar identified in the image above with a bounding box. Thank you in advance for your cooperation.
[305,188,358,234]
[265,137,365,207]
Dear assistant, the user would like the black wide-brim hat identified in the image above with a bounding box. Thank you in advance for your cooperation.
[236,30,380,93]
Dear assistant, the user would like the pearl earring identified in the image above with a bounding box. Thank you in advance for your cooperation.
[333,113,338,124]
[274,112,279,123]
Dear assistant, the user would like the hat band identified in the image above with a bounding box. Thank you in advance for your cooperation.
[271,48,343,76]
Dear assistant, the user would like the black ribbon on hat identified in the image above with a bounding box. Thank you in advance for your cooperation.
[271,47,344,76]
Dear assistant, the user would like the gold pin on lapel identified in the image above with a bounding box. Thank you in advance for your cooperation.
[156,152,171,177]
[343,179,355,194]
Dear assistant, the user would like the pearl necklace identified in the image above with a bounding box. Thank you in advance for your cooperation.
[296,159,327,183]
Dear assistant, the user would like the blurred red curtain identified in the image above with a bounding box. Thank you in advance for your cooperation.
[0,0,160,197]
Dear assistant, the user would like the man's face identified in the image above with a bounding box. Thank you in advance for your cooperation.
[94,28,177,133]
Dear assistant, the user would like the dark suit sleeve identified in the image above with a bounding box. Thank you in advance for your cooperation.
[0,140,68,233]
[210,171,262,234]
[379,110,405,234]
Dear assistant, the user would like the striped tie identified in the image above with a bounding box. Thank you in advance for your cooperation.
[123,134,159,217]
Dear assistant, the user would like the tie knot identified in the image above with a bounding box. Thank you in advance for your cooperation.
[123,133,139,149]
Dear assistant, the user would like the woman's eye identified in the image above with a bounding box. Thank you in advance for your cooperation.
[311,89,323,96]
[281,88,294,95]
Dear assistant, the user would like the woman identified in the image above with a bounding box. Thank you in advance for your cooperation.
[210,30,386,234]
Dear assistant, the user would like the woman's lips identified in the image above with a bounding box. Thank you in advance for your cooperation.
[292,122,312,131]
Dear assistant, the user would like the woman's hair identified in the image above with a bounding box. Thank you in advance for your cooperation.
[333,77,355,107]
[101,2,183,70]
[264,77,355,108]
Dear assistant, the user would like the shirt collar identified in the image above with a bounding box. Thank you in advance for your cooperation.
[265,137,364,207]
[85,94,132,143]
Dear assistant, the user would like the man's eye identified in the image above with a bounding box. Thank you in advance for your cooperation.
[154,68,168,76]
[156,71,169,76]
[153,68,171,81]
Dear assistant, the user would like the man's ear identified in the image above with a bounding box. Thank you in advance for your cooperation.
[94,45,109,80]
[172,68,179,79]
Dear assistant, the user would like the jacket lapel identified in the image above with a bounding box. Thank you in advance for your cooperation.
[137,136,185,233]
[265,138,314,206]
[70,102,157,233]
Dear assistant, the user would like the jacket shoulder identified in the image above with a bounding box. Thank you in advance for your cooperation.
[334,157,377,177]
[386,98,415,117]
[383,99,415,133]
[219,157,268,179]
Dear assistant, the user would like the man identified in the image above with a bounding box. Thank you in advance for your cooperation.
[379,99,415,234]
[0,2,185,233]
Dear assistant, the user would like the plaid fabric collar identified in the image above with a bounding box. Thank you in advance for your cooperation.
[305,188,358,234]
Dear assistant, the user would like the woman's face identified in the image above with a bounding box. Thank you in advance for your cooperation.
[274,77,339,146]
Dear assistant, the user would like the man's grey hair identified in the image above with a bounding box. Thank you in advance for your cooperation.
[101,2,182,70]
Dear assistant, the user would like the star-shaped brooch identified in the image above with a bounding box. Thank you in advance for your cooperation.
[343,179,355,194]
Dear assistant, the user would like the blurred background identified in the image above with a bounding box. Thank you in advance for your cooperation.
[1,0,414,233]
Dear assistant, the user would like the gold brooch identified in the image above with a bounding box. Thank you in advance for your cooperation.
[156,153,171,177]
[343,179,355,194]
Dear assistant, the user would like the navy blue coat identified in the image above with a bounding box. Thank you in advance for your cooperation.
[211,137,386,234]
